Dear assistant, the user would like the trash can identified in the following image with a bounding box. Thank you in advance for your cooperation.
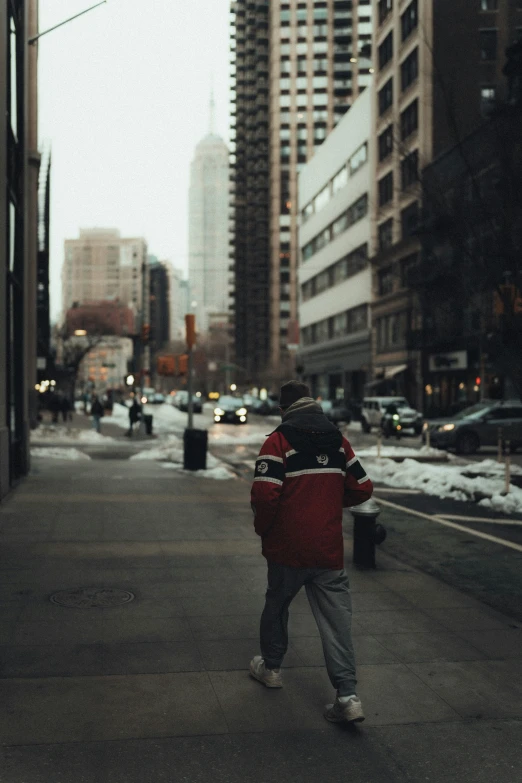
[143,414,153,436]
[349,498,386,569]
[184,428,208,471]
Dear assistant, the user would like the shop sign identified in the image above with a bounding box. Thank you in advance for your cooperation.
[428,351,467,372]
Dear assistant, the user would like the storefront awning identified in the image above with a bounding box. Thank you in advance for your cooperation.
[384,364,408,379]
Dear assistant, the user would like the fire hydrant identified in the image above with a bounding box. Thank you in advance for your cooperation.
[350,498,386,568]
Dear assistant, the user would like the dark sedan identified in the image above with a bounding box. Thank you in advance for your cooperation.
[213,396,248,424]
[422,400,522,454]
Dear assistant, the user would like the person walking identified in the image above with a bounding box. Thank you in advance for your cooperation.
[60,395,71,424]
[90,394,104,434]
[127,399,142,437]
[249,381,373,724]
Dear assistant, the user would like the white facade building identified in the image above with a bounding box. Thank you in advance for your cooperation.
[62,229,148,318]
[297,86,373,401]
[167,265,190,342]
[188,102,229,335]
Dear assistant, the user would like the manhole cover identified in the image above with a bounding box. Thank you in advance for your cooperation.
[50,588,135,608]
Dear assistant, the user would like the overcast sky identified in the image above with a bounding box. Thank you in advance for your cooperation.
[39,0,231,320]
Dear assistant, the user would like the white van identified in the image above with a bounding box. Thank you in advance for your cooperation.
[361,396,410,433]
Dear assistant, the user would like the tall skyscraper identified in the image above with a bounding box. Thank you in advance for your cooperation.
[62,229,148,317]
[188,95,230,334]
[230,0,373,384]
[148,257,170,350]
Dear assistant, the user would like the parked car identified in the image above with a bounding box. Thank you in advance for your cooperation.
[361,396,423,434]
[151,393,165,405]
[213,396,248,424]
[319,399,352,425]
[253,395,280,416]
[423,400,522,455]
[173,391,203,414]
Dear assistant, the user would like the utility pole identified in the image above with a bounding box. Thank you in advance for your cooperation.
[185,314,196,429]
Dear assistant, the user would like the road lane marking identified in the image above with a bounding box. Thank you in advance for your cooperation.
[435,513,522,527]
[377,497,522,554]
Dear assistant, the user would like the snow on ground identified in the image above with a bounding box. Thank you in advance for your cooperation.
[31,447,91,461]
[209,431,269,446]
[31,426,115,444]
[357,445,443,459]
[129,435,235,479]
[366,456,522,515]
[109,403,132,430]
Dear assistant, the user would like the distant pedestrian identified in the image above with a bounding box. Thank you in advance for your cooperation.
[49,393,60,424]
[250,381,373,724]
[60,395,71,424]
[90,394,104,434]
[127,399,142,436]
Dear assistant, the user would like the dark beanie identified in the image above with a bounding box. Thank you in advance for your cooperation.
[279,380,311,409]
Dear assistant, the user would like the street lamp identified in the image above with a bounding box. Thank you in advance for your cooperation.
[28,1,107,45]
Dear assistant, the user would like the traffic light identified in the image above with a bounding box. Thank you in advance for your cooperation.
[178,354,188,375]
[142,324,150,344]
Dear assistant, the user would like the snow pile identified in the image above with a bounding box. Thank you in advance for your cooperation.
[109,403,132,430]
[31,426,115,444]
[357,445,443,459]
[366,457,522,515]
[129,435,235,479]
[130,435,184,463]
[31,447,91,461]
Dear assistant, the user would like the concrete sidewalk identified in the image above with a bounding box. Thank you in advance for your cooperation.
[0,454,521,782]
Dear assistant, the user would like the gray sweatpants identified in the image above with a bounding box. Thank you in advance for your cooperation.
[260,562,357,696]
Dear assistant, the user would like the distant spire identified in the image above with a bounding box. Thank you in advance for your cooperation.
[209,83,216,134]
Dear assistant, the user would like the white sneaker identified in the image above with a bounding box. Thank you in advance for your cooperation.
[249,656,283,688]
[324,695,365,723]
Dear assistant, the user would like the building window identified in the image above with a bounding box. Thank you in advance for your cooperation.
[378,0,393,26]
[401,0,418,42]
[349,142,368,174]
[378,31,393,71]
[399,252,417,287]
[378,171,394,206]
[301,195,368,261]
[378,78,393,115]
[480,29,497,60]
[378,218,393,251]
[332,165,348,194]
[314,183,331,212]
[401,47,418,91]
[401,201,419,238]
[378,125,394,162]
[480,0,498,10]
[401,149,418,189]
[378,265,395,296]
[400,98,418,139]
[480,85,496,116]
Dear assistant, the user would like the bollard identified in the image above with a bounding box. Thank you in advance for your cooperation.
[377,430,382,460]
[498,427,504,463]
[505,440,511,494]
[425,426,431,450]
[350,498,386,569]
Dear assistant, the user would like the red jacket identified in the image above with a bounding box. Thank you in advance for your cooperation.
[251,428,373,569]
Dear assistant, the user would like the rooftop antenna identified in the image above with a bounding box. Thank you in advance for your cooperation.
[209,81,216,135]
